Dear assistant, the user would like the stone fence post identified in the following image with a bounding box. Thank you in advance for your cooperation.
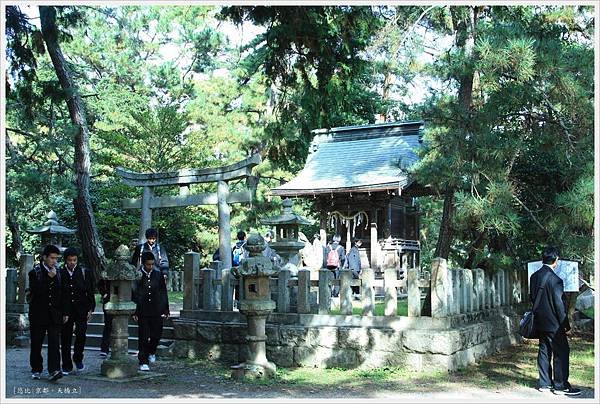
[407,267,421,317]
[318,269,332,314]
[183,252,200,310]
[297,269,311,314]
[17,254,33,305]
[6,268,18,305]
[201,268,216,310]
[473,269,484,311]
[431,258,449,318]
[277,268,291,313]
[384,267,397,316]
[339,269,353,315]
[221,268,233,311]
[361,268,375,316]
[451,268,460,315]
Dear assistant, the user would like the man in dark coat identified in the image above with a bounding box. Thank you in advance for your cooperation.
[529,246,580,396]
[27,245,65,381]
[132,251,169,371]
[131,228,169,280]
[59,247,95,374]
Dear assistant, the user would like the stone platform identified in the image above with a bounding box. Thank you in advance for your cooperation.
[162,306,522,372]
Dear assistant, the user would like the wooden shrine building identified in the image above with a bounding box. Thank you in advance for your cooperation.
[271,121,427,279]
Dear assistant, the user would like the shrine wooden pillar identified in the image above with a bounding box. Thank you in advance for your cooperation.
[319,209,327,246]
[370,208,378,270]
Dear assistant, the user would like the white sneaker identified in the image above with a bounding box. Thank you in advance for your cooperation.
[31,372,41,380]
[149,354,156,363]
[139,364,150,371]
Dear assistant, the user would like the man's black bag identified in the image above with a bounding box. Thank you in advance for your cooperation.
[519,271,551,339]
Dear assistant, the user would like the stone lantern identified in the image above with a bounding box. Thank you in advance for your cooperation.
[261,198,312,265]
[26,210,76,254]
[100,245,141,379]
[231,233,279,380]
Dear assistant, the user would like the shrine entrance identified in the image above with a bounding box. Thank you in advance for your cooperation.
[116,154,261,268]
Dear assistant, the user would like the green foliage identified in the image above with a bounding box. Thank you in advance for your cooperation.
[5,5,594,281]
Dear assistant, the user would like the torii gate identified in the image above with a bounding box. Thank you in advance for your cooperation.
[116,154,261,269]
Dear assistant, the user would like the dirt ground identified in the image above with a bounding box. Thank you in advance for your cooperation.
[2,344,595,401]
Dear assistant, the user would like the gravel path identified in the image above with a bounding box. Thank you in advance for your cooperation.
[3,347,595,400]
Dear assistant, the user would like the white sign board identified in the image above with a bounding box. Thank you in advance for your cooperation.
[527,260,579,292]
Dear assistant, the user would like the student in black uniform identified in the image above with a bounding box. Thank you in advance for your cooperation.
[59,247,95,374]
[132,251,169,371]
[97,278,112,358]
[27,245,65,381]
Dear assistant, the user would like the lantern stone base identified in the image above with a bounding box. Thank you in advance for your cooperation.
[100,357,139,379]
[231,360,276,380]
[84,371,165,383]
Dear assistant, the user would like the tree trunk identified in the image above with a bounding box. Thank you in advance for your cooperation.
[464,230,486,269]
[434,7,480,261]
[40,6,107,277]
[6,199,23,267]
[434,188,454,259]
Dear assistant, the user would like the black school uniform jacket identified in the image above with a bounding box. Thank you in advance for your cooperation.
[28,263,64,325]
[132,268,169,317]
[97,279,111,305]
[529,264,570,333]
[60,264,96,317]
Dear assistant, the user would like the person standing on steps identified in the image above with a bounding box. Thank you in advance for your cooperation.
[131,228,169,281]
[132,252,169,371]
[59,247,95,375]
[97,277,112,359]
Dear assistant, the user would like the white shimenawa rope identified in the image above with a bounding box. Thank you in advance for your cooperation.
[329,211,369,237]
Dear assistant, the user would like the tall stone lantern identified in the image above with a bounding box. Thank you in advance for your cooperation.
[26,210,76,254]
[100,245,141,379]
[231,233,279,380]
[261,198,312,265]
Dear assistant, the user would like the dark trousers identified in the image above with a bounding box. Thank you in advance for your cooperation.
[327,266,340,297]
[538,328,570,390]
[138,316,163,365]
[351,269,361,294]
[30,322,61,374]
[100,310,113,354]
[60,312,88,370]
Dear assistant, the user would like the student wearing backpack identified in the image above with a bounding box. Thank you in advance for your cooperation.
[59,247,95,375]
[325,235,346,297]
[131,228,169,281]
[232,230,247,267]
[231,231,247,305]
[27,245,66,381]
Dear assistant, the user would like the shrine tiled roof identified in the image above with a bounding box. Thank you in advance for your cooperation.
[271,121,424,196]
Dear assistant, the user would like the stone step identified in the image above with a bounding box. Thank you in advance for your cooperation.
[85,322,175,339]
[89,312,177,327]
[43,334,174,352]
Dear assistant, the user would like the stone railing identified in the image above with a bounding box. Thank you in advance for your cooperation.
[182,252,427,317]
[182,253,527,319]
[425,258,527,319]
[167,270,184,292]
[5,254,33,313]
